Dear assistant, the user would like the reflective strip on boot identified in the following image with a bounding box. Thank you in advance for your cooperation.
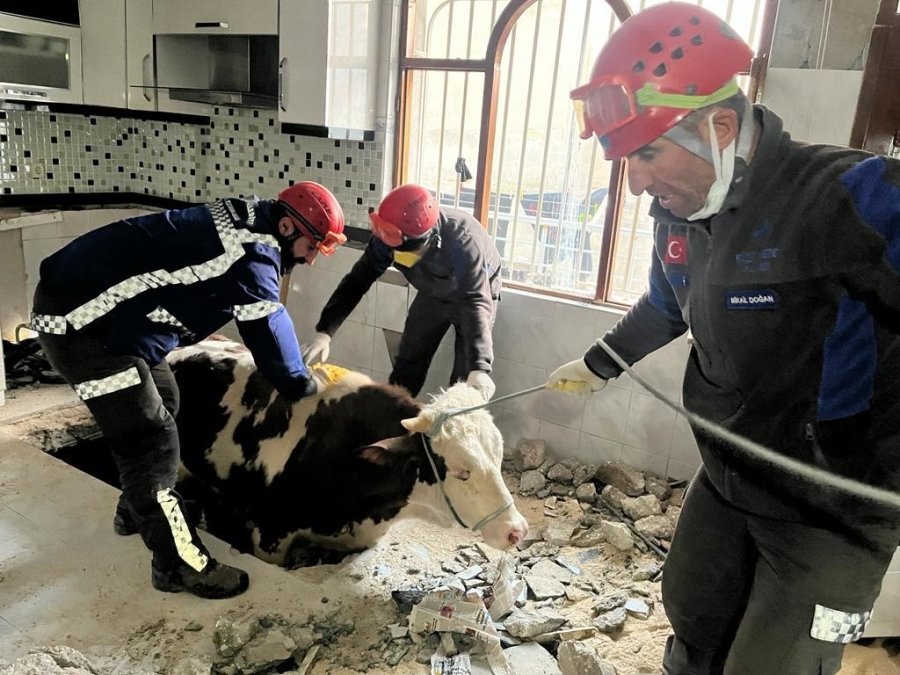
[156,488,209,572]
[74,367,142,400]
[810,604,871,643]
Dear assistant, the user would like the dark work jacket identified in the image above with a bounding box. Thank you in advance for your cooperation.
[36,198,316,399]
[316,208,502,374]
[584,106,900,533]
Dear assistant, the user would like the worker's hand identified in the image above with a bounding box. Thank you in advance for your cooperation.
[466,371,496,401]
[302,331,332,364]
[546,358,607,395]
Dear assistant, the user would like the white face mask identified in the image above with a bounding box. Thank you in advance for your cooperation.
[687,112,736,221]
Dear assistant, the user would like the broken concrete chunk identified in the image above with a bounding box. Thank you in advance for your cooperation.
[547,463,574,484]
[519,470,547,495]
[570,526,604,548]
[543,520,577,545]
[574,482,597,503]
[557,641,619,675]
[571,464,597,487]
[599,521,634,551]
[592,606,627,634]
[505,642,563,674]
[233,630,296,674]
[504,608,568,638]
[525,573,568,600]
[634,514,674,540]
[594,462,645,496]
[592,591,628,614]
[644,474,672,501]
[630,561,663,582]
[624,598,651,619]
[534,626,597,642]
[170,657,213,675]
[621,494,662,520]
[214,614,260,658]
[599,484,628,511]
[530,558,575,583]
[514,438,547,471]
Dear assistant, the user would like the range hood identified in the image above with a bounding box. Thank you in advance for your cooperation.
[154,34,278,108]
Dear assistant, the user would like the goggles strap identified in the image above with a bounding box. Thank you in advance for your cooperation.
[635,80,740,111]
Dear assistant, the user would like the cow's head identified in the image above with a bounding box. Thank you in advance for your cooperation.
[397,383,529,549]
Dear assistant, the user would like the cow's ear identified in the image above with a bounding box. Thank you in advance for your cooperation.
[359,435,411,465]
[400,415,431,434]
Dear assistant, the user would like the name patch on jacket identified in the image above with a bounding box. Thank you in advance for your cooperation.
[664,235,688,265]
[726,289,779,310]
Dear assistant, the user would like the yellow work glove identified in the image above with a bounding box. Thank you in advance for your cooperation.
[301,331,331,364]
[546,358,607,395]
[310,362,352,387]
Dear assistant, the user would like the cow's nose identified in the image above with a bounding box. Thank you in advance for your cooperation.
[507,526,527,547]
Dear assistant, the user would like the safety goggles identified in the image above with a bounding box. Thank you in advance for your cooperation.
[369,211,432,251]
[570,78,741,140]
[282,203,347,256]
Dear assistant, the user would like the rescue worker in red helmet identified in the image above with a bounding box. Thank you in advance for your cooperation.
[303,183,501,400]
[546,3,900,673]
[31,182,346,599]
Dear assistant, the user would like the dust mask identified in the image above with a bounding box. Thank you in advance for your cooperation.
[687,113,736,221]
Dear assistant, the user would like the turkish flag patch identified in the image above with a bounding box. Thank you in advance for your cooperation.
[664,235,688,265]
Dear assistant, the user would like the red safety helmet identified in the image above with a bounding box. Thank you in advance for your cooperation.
[570,2,754,160]
[369,184,439,249]
[277,182,347,255]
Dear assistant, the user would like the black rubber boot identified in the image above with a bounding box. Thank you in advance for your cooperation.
[151,558,249,599]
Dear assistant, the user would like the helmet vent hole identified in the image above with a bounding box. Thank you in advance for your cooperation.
[671,47,684,59]
[685,84,698,95]
[669,26,683,37]
[691,34,703,46]
[689,16,701,25]
[649,41,663,54]
[633,60,646,73]
[653,63,667,77]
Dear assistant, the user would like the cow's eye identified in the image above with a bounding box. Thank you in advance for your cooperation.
[450,468,471,481]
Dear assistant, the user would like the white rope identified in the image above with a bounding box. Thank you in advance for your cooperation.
[594,338,900,510]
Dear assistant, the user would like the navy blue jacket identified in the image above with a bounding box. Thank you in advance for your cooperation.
[584,106,900,528]
[37,198,315,399]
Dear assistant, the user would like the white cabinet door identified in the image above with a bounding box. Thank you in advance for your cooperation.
[126,0,157,111]
[279,0,380,136]
[153,0,277,34]
[81,0,128,108]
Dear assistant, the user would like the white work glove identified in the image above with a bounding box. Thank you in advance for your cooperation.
[546,358,607,395]
[301,331,332,364]
[466,370,496,401]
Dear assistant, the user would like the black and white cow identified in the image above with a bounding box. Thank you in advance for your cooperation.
[167,340,529,566]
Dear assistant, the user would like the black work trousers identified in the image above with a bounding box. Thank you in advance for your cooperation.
[34,287,203,571]
[389,292,496,397]
[662,468,899,675]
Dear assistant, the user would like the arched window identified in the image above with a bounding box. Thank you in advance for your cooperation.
[396,0,776,304]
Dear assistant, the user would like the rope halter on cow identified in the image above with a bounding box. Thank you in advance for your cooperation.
[418,434,513,532]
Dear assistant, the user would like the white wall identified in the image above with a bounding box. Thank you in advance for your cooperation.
[285,246,701,481]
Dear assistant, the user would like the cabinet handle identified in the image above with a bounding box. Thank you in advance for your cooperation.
[142,54,152,102]
[279,57,287,112]
[195,21,229,29]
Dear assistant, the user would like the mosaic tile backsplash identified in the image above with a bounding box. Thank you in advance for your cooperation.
[0,106,384,227]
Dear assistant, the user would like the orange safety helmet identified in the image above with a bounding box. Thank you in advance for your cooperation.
[570,2,754,160]
[369,184,439,249]
[277,182,347,255]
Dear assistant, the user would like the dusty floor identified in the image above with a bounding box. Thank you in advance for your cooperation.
[1,384,898,674]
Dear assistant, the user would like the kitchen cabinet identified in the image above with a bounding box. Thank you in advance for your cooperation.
[80,0,156,111]
[125,0,157,111]
[278,0,381,137]
[152,0,277,35]
[81,0,127,108]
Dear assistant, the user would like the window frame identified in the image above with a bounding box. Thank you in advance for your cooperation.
[394,0,778,305]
